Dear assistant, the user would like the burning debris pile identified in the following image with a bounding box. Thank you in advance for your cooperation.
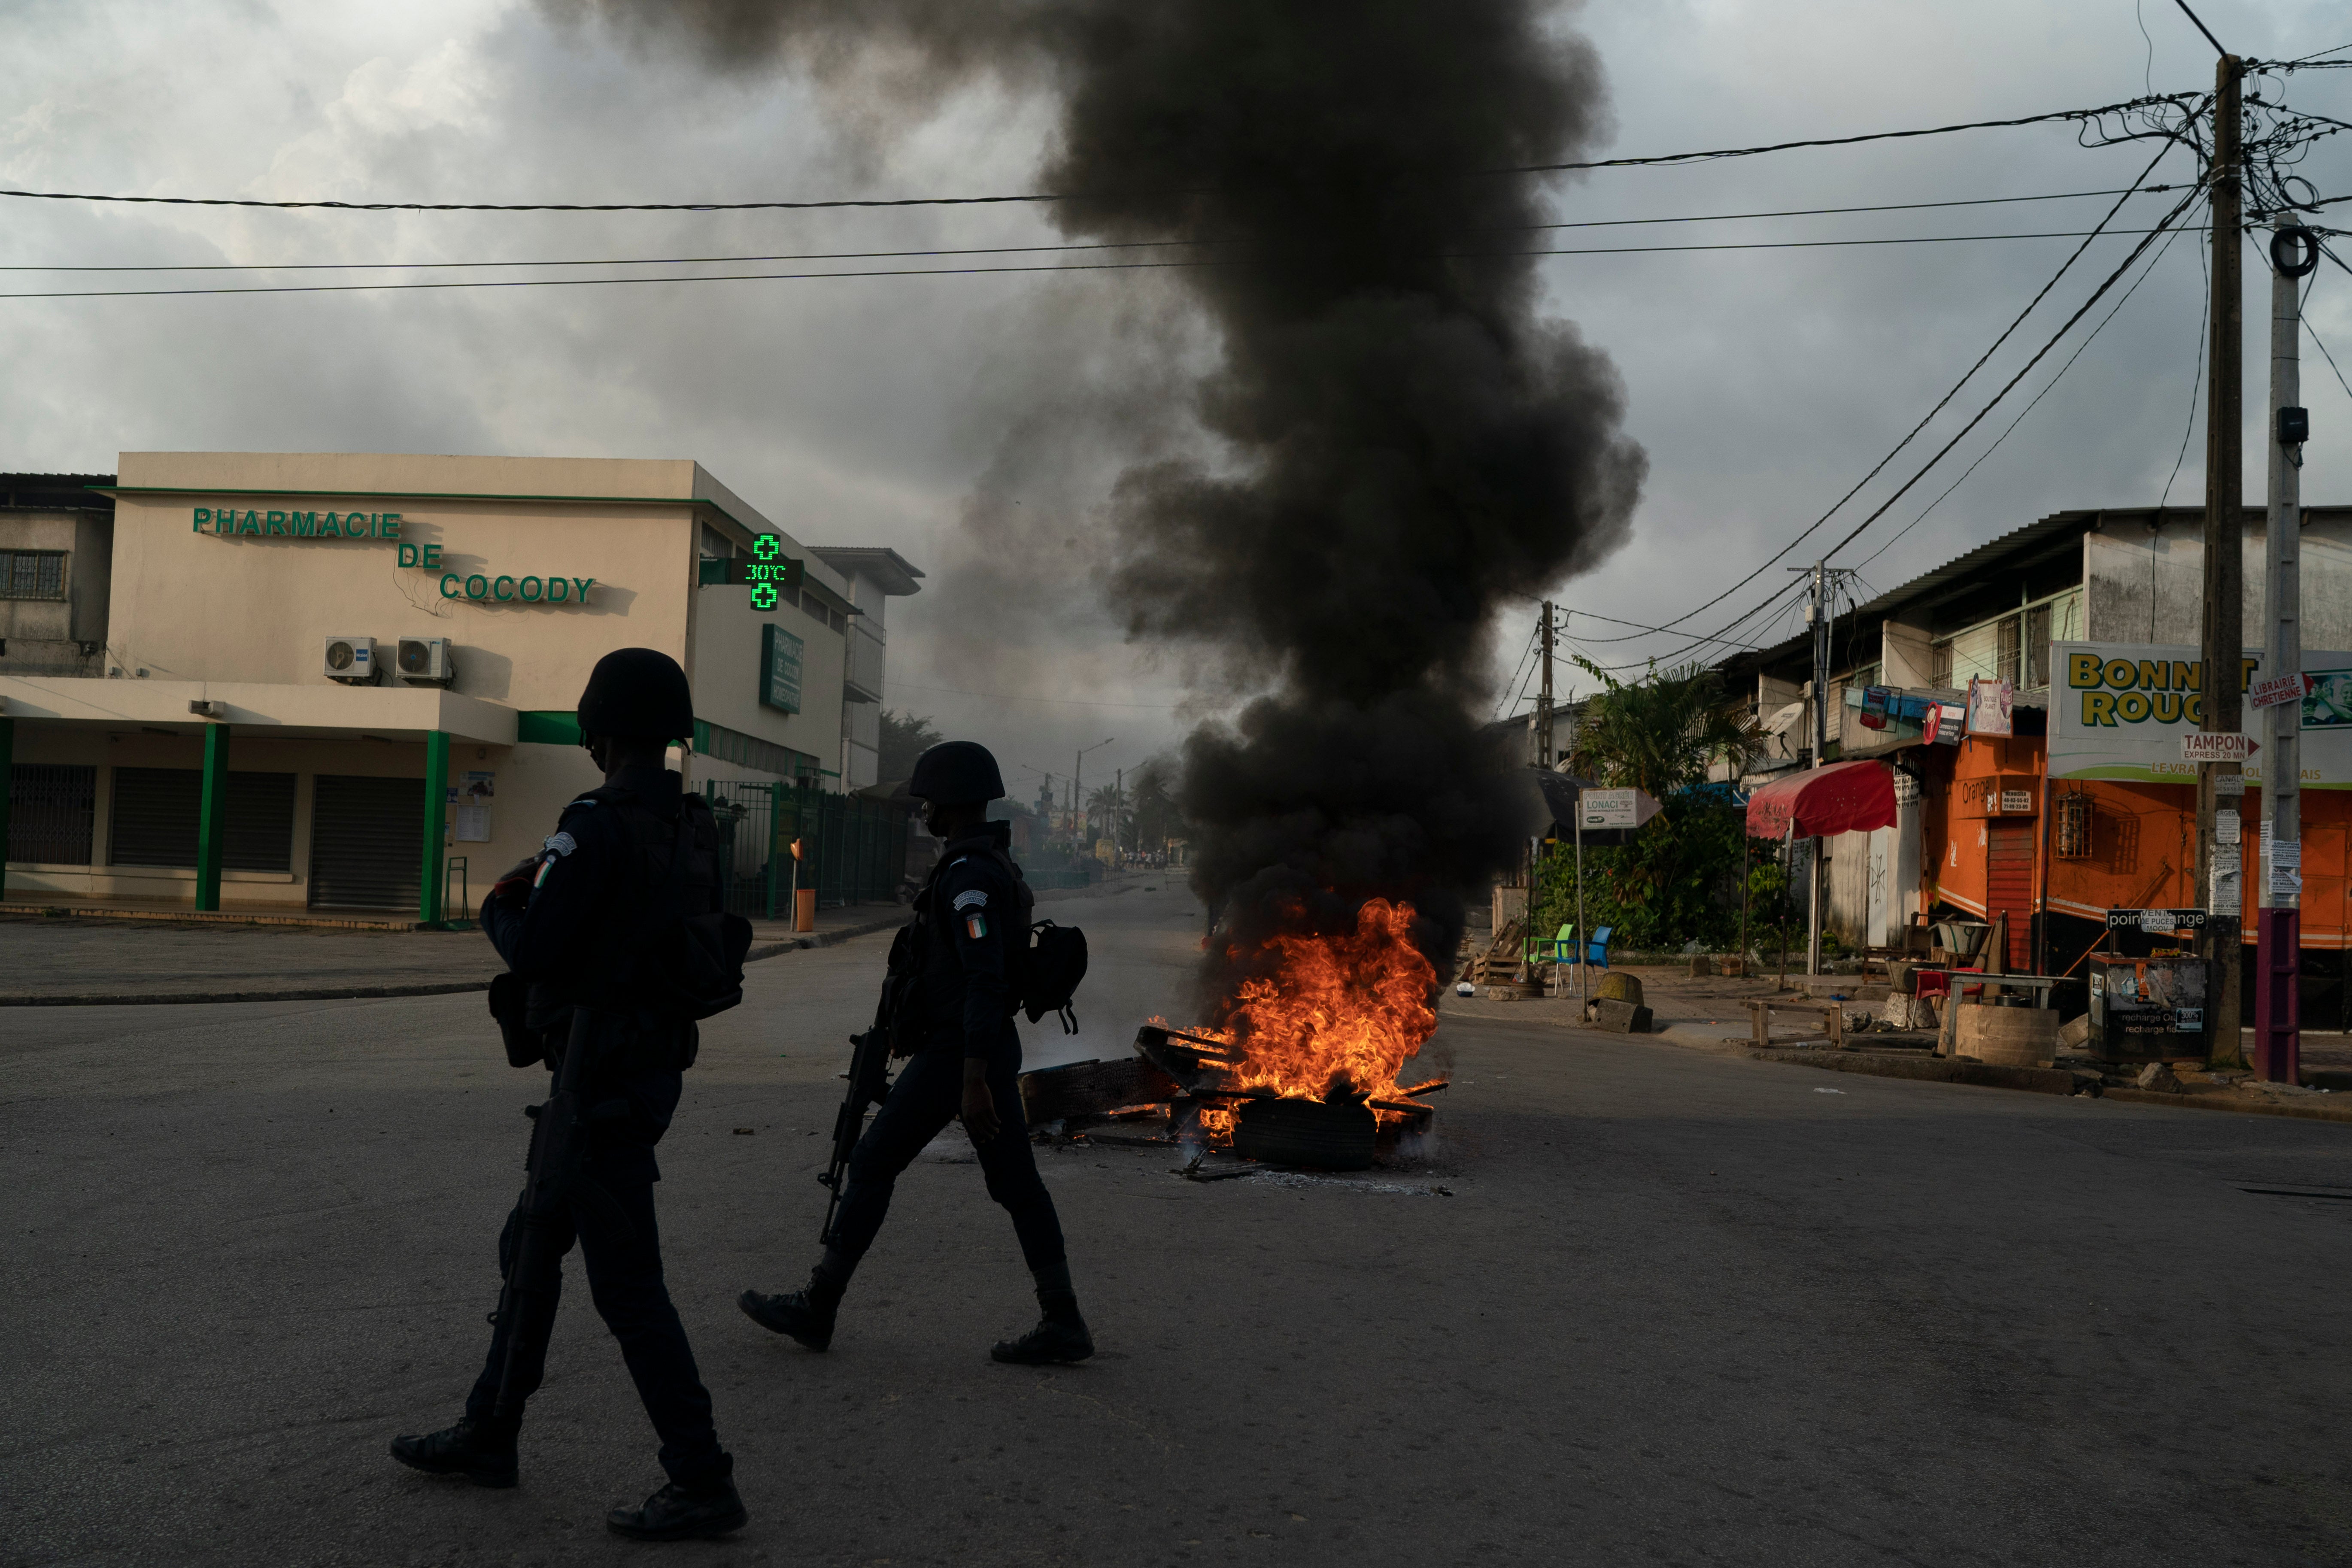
[1019,899,1449,1172]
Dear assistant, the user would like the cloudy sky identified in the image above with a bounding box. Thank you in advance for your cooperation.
[3,0,2347,799]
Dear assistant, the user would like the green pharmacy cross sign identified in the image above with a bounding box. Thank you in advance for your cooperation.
[716,534,806,609]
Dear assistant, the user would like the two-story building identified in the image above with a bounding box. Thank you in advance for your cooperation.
[1719,503,2352,1018]
[0,452,920,921]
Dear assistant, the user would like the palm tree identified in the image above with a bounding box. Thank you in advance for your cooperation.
[1084,782,1130,845]
[1564,658,1760,797]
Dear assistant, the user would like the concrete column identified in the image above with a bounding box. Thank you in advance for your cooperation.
[421,729,450,925]
[195,722,230,912]
[0,716,13,898]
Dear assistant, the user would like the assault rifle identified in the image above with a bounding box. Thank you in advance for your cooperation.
[490,1004,630,1421]
[818,1021,894,1246]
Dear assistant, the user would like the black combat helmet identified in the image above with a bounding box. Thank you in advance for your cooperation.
[907,740,1004,804]
[577,647,695,743]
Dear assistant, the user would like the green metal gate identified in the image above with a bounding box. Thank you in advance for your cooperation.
[701,780,910,919]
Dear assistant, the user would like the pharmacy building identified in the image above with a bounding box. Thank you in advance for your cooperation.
[0,453,923,923]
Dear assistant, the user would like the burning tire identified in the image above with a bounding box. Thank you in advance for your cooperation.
[1232,1096,1377,1171]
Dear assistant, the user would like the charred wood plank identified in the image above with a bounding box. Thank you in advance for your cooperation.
[1019,1056,1183,1124]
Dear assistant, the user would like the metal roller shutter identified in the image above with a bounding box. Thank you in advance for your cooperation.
[9,763,97,864]
[110,767,200,867]
[309,774,422,911]
[108,767,297,870]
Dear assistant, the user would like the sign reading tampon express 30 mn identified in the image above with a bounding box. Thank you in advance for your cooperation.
[2049,642,2352,788]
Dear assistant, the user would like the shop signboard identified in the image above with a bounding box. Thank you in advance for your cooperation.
[760,623,804,714]
[1578,787,1661,831]
[2050,642,2352,788]
[2249,671,2313,711]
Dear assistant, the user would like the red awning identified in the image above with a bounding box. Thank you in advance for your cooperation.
[1746,759,1899,840]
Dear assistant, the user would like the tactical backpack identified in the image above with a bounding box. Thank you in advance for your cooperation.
[1019,920,1088,1034]
[634,795,754,1023]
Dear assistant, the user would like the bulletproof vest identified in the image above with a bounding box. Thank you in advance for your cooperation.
[528,785,726,1028]
[904,826,1033,1047]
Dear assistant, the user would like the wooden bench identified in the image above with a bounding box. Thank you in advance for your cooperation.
[1749,997,1845,1049]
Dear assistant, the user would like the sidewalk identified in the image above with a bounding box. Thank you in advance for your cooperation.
[0,900,907,1007]
[1448,962,2352,1120]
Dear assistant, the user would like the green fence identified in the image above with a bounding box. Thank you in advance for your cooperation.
[701,780,910,918]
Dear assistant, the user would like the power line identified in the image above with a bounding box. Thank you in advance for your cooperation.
[1500,92,2204,175]
[0,226,2219,303]
[1856,221,2192,571]
[1565,136,2189,656]
[1565,607,1766,645]
[0,93,2204,215]
[2160,232,2212,509]
[2171,0,2227,57]
[0,185,2180,275]
[1793,181,2207,573]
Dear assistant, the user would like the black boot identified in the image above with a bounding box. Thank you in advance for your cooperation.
[992,1291,1094,1365]
[606,1477,748,1541]
[738,1267,845,1351]
[389,1416,518,1488]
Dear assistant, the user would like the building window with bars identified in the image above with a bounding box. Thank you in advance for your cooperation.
[0,550,67,600]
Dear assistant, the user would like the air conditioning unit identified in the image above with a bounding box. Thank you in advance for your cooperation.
[323,635,377,684]
[397,637,456,686]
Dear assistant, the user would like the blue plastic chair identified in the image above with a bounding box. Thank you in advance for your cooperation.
[1584,925,1614,971]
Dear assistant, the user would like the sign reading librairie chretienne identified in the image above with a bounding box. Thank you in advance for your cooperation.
[2049,642,2352,788]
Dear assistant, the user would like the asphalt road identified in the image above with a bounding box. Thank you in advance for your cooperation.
[4,883,2349,1566]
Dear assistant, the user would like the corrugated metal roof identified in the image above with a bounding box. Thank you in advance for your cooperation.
[1715,503,2352,679]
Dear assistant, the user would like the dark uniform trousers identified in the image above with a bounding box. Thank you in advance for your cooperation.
[829,1031,1067,1274]
[463,1141,729,1486]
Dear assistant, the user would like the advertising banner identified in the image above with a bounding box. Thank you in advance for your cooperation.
[2049,642,2352,788]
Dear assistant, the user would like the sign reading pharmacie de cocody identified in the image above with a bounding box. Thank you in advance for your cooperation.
[2049,641,2352,788]
[189,504,596,605]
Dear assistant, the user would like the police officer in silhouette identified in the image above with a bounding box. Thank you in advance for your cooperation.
[738,739,1093,1364]
[391,648,747,1541]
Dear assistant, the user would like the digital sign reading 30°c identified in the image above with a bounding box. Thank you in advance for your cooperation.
[736,534,805,610]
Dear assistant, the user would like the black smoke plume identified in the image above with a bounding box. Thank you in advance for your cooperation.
[558,0,1647,1002]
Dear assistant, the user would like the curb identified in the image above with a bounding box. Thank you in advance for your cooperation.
[0,904,429,933]
[744,914,903,963]
[0,981,495,1008]
[1731,1041,2352,1124]
[0,915,907,1008]
[2097,1083,2352,1125]
[1750,1048,2085,1097]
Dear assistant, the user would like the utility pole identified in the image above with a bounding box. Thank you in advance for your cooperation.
[1075,737,1114,852]
[2199,54,2247,1069]
[1808,560,1830,976]
[1536,602,1555,769]
[2258,222,2319,1082]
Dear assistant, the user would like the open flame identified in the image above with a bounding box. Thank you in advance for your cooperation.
[1165,897,1439,1105]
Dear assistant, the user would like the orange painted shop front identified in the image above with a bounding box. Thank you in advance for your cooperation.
[1916,733,2351,968]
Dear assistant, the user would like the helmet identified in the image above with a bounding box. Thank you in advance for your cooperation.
[908,740,1004,804]
[577,648,695,743]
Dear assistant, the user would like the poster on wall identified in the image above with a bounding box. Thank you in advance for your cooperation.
[1966,677,2013,736]
[2048,642,2352,787]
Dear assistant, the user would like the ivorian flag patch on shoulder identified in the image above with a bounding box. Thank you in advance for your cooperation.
[965,912,988,940]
